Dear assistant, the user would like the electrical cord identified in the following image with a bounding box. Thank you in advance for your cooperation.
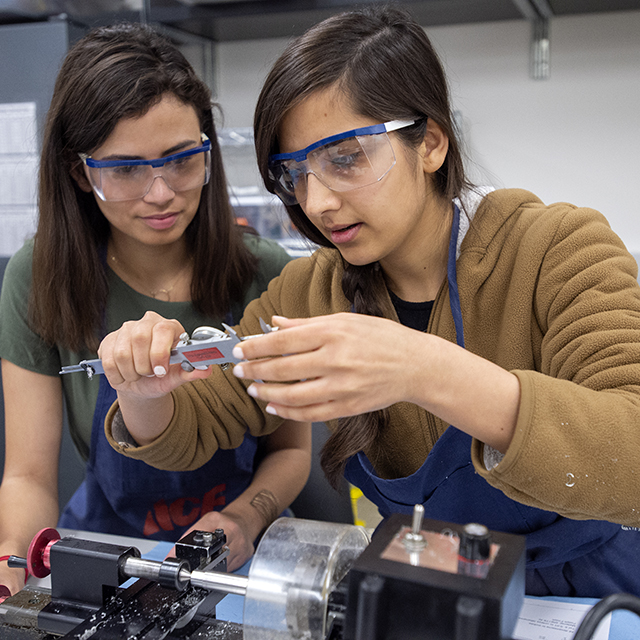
[572,593,640,640]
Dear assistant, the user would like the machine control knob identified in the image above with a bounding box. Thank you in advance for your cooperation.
[458,523,491,578]
[459,523,490,561]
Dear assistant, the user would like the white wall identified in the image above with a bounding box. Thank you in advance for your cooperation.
[216,10,640,253]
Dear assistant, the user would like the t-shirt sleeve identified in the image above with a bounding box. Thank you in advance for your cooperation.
[0,242,61,375]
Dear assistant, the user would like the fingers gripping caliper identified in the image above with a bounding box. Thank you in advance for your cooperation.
[59,319,277,379]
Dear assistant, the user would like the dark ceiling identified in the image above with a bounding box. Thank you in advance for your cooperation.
[1,0,639,42]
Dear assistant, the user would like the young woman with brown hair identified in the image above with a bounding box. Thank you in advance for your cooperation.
[0,22,311,596]
[96,7,640,598]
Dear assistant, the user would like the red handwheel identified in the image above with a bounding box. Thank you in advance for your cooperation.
[26,528,60,579]
[0,584,11,603]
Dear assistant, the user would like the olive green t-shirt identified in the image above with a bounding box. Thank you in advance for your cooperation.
[0,234,291,460]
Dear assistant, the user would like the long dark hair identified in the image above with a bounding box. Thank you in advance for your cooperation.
[32,22,256,352]
[254,5,471,488]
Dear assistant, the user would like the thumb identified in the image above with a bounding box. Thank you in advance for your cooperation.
[178,365,212,383]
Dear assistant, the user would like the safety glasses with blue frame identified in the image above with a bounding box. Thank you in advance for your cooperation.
[268,120,416,206]
[78,133,211,202]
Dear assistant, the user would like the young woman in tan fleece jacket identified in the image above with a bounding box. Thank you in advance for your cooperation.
[98,6,640,598]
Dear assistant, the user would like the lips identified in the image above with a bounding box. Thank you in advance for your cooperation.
[141,212,180,231]
[329,222,362,244]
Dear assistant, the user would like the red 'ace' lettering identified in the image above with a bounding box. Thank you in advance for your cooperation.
[143,484,226,536]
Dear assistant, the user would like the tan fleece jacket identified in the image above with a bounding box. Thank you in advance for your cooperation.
[106,188,640,526]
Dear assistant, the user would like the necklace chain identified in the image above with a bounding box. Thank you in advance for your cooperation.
[109,252,192,301]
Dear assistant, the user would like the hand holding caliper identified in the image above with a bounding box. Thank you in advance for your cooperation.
[60,319,276,379]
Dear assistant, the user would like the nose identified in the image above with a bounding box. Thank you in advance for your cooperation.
[143,175,176,204]
[302,172,340,219]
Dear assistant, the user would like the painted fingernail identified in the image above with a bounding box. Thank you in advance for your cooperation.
[154,365,167,377]
[247,384,258,398]
[232,345,244,359]
[265,405,278,416]
[233,364,244,378]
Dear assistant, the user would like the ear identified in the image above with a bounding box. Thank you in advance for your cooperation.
[418,118,449,175]
[70,162,93,193]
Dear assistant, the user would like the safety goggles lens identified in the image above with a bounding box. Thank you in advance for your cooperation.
[79,134,211,202]
[268,120,415,205]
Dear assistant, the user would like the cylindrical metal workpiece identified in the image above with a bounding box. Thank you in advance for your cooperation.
[122,555,249,596]
[189,569,249,596]
[123,556,163,582]
[158,557,191,591]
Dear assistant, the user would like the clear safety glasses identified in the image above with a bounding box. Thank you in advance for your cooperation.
[78,133,212,202]
[268,120,415,206]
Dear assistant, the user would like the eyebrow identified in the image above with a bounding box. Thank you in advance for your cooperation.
[98,139,200,162]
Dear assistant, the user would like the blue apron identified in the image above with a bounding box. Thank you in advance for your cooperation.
[345,204,640,598]
[59,329,259,541]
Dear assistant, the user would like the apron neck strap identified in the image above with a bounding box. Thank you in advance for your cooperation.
[447,203,465,349]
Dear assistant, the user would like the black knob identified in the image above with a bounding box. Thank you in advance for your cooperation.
[458,523,490,561]
[458,523,492,578]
